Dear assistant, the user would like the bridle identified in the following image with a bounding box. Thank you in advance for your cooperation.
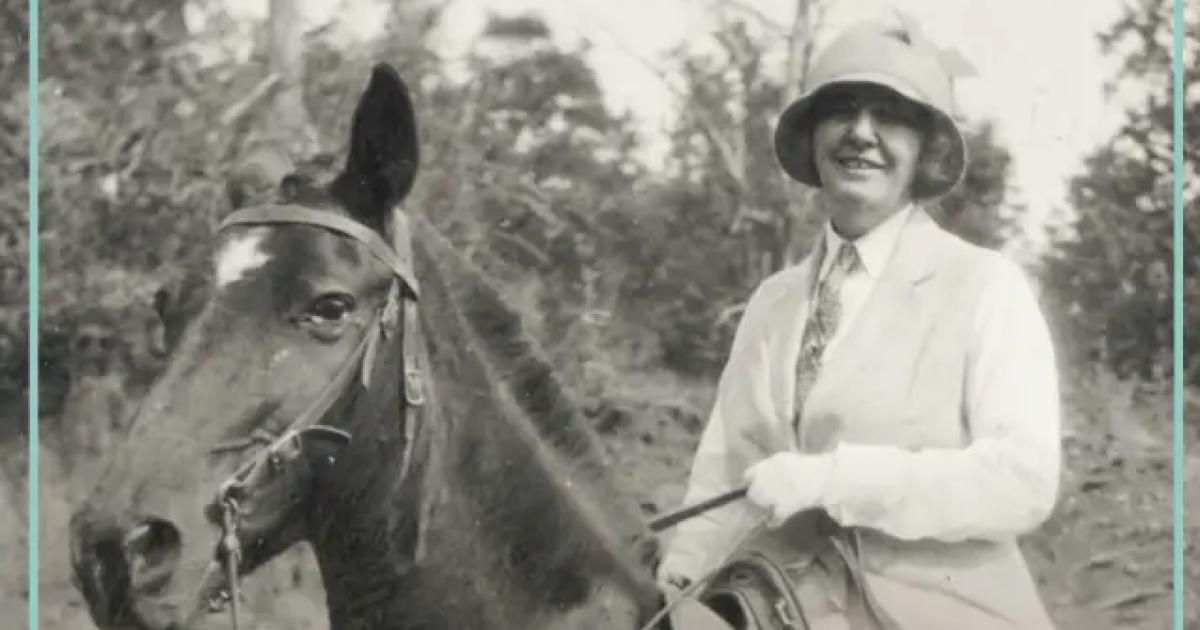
[183,204,427,629]
[171,204,793,630]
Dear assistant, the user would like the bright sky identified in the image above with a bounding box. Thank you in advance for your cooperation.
[214,0,1131,250]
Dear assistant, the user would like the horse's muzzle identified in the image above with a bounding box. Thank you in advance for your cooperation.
[70,505,184,630]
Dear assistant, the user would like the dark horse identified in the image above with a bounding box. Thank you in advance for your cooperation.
[69,64,666,630]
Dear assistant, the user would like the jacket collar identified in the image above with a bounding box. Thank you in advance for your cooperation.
[798,205,942,297]
[817,205,914,282]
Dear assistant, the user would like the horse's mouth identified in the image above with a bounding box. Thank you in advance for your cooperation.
[72,555,151,629]
[72,553,207,630]
[71,520,137,629]
[70,512,201,630]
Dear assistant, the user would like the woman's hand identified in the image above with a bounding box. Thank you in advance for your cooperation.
[656,571,692,603]
[743,451,834,528]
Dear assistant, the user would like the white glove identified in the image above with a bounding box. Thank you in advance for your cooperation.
[743,451,834,528]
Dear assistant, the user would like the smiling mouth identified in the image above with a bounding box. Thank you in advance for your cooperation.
[834,155,885,171]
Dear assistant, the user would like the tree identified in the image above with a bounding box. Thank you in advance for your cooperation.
[225,0,323,209]
[929,121,1023,250]
[37,0,243,412]
[397,13,657,397]
[1039,0,1198,384]
[0,0,28,430]
[619,15,810,376]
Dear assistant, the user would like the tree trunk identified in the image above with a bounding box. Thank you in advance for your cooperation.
[266,0,320,158]
[776,0,821,271]
[229,0,321,207]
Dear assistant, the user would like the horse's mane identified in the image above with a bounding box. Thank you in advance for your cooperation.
[410,216,624,490]
[408,215,657,564]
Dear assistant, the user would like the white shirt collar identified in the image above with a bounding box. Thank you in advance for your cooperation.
[818,205,914,281]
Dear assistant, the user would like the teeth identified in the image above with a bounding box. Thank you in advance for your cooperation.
[837,157,878,169]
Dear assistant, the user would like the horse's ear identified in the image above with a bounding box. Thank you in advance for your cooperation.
[333,63,419,230]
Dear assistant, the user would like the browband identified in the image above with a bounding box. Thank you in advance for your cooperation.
[218,205,420,297]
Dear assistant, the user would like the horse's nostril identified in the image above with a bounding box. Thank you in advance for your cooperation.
[69,510,137,627]
[124,518,182,594]
[122,522,152,550]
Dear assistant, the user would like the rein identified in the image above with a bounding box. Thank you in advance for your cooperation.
[188,205,425,630]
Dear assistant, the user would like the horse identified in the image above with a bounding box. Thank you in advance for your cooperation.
[68,63,670,630]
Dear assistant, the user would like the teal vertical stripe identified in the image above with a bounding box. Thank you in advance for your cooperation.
[27,1,39,630]
[1172,0,1186,628]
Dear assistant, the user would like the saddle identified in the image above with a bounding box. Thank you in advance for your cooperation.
[673,531,897,630]
[697,551,811,630]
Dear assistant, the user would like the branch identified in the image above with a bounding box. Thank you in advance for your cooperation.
[770,0,824,272]
[644,63,745,189]
[218,73,281,127]
[706,0,790,37]
[266,0,320,156]
[488,230,552,267]
[514,181,564,232]
[556,0,747,189]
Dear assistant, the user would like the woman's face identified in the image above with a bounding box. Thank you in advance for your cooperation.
[810,83,927,237]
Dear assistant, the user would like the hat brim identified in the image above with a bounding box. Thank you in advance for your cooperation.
[774,78,967,199]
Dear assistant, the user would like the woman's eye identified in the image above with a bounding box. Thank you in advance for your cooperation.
[305,294,354,323]
[822,95,861,119]
[875,102,925,127]
[873,108,902,124]
[875,106,910,125]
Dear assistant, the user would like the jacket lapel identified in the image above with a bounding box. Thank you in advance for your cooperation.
[761,240,824,450]
[796,208,945,451]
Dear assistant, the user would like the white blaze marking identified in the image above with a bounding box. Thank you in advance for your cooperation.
[215,230,271,287]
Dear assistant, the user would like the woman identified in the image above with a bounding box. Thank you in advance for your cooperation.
[657,18,1061,630]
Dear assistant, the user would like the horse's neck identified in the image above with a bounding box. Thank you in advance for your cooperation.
[307,450,426,627]
[309,415,656,630]
[307,238,659,628]
[302,321,428,626]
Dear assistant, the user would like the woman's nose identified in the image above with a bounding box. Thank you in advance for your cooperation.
[845,109,878,144]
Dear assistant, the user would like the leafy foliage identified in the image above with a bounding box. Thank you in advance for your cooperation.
[930,121,1021,249]
[37,0,247,416]
[1040,0,1197,385]
[402,15,657,403]
[0,0,28,422]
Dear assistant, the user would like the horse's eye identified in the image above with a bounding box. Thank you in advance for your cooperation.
[306,294,355,324]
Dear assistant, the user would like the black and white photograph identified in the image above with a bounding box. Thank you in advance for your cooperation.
[2,0,1196,628]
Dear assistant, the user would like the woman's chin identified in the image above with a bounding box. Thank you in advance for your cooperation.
[821,194,909,238]
[822,184,898,211]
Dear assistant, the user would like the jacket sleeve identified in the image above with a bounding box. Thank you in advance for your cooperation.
[658,282,782,580]
[820,258,1062,542]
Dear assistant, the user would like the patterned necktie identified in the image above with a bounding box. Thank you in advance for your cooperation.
[793,242,862,428]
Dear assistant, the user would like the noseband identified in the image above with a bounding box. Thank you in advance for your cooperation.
[187,205,427,629]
